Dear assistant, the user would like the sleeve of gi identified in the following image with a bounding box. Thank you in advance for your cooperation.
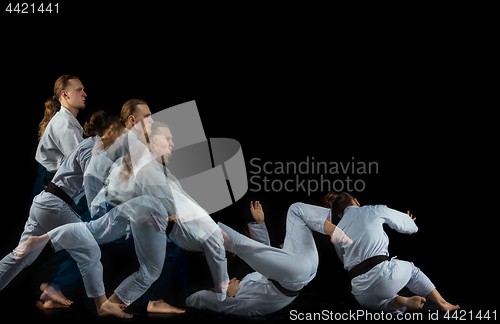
[247,222,271,246]
[186,290,256,316]
[379,205,418,234]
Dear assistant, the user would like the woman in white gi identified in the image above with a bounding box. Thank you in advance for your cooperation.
[0,112,121,302]
[331,192,460,313]
[32,74,87,200]
[186,201,352,316]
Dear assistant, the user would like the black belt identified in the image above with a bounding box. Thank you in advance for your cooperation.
[45,182,73,207]
[269,279,302,297]
[348,255,391,281]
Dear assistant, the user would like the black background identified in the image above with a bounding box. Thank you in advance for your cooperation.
[0,6,496,318]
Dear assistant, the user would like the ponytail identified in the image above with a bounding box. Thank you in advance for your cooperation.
[84,110,109,137]
[38,97,60,140]
[101,115,125,150]
[84,110,125,136]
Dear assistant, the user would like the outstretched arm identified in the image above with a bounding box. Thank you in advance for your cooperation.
[381,206,418,234]
[248,201,270,246]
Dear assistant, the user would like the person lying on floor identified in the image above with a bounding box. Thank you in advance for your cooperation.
[186,201,352,316]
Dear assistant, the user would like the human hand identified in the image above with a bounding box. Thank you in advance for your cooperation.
[250,201,265,224]
[407,210,416,222]
[167,214,179,222]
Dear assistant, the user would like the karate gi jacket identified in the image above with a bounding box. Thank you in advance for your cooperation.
[35,106,83,173]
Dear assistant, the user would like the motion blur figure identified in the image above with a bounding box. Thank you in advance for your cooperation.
[186,201,351,316]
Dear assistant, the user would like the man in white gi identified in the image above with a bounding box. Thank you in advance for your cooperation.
[20,122,230,319]
[1,113,123,309]
[35,76,86,175]
[331,192,459,313]
[186,201,352,316]
[29,75,86,306]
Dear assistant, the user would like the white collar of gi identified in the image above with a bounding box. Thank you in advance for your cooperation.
[60,106,83,130]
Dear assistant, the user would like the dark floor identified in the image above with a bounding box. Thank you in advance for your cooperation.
[4,290,490,323]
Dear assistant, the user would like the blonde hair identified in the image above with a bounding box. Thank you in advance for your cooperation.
[84,110,126,151]
[38,74,79,140]
[321,191,339,209]
[101,117,126,150]
[119,152,133,185]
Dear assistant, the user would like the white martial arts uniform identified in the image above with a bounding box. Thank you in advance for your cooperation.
[186,203,330,316]
[0,136,96,291]
[46,136,163,301]
[47,139,229,304]
[334,205,436,313]
[35,106,83,173]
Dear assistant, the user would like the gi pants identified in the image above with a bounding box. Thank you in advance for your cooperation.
[352,258,436,313]
[48,196,167,302]
[218,202,328,292]
[0,192,81,291]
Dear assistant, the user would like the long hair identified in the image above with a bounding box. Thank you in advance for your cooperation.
[84,111,125,150]
[101,116,125,150]
[38,74,79,140]
[320,191,339,209]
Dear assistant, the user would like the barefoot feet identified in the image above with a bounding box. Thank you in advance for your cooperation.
[14,234,49,260]
[437,300,460,312]
[36,300,71,310]
[40,283,73,307]
[147,299,185,314]
[98,299,133,319]
[426,288,460,312]
[388,295,426,311]
[405,296,426,309]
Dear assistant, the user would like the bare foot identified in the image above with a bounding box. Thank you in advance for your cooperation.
[405,296,426,309]
[98,299,133,319]
[40,283,73,306]
[14,234,49,260]
[426,288,460,312]
[147,299,185,314]
[36,300,70,310]
[438,300,460,312]
[388,295,426,311]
